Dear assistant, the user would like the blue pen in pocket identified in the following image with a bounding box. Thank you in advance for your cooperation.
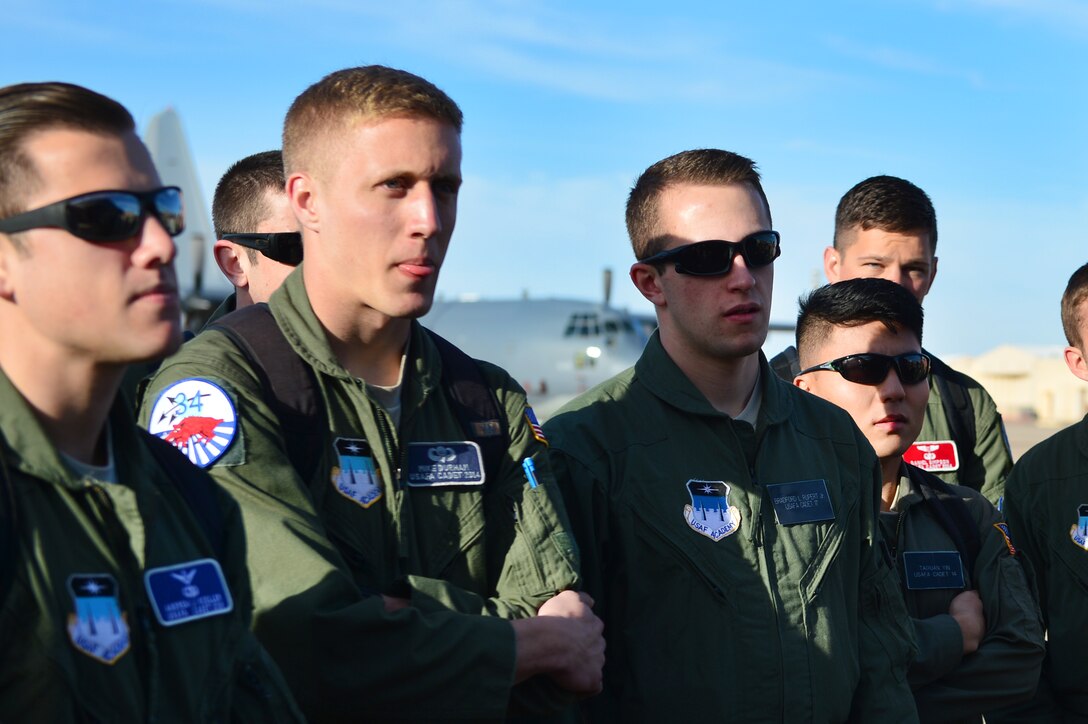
[522,457,539,489]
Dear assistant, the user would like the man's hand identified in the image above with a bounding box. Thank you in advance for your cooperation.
[948,589,985,655]
[381,595,410,613]
[511,591,605,696]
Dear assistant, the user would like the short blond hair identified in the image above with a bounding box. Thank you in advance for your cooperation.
[283,65,462,176]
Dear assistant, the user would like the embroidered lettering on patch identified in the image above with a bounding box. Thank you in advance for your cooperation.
[766,479,835,525]
[66,574,130,664]
[147,378,238,468]
[405,442,485,487]
[525,407,548,446]
[683,480,741,542]
[331,437,383,508]
[903,551,966,590]
[904,440,959,472]
[144,559,234,627]
[993,522,1017,556]
[1070,503,1088,551]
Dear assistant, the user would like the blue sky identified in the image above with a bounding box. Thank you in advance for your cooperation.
[3,0,1086,356]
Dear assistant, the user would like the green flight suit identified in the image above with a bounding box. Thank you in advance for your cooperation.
[879,464,1044,722]
[988,415,1088,722]
[545,333,918,722]
[0,370,302,723]
[769,346,1012,506]
[138,268,580,722]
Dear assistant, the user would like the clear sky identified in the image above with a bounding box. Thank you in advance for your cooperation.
[3,0,1085,356]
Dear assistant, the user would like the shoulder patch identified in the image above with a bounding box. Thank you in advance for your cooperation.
[993,522,1017,556]
[147,379,238,468]
[525,407,548,446]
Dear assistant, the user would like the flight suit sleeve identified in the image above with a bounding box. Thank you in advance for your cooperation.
[971,387,1013,508]
[986,463,1064,723]
[911,495,1045,721]
[907,613,967,687]
[849,454,919,723]
[401,384,580,618]
[139,337,518,721]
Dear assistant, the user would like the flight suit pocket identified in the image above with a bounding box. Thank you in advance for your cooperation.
[497,478,579,599]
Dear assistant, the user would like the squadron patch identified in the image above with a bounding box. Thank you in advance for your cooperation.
[683,480,741,542]
[1070,504,1088,551]
[993,522,1017,556]
[66,574,130,664]
[904,440,960,472]
[144,559,234,627]
[525,407,548,445]
[147,379,238,468]
[331,437,383,508]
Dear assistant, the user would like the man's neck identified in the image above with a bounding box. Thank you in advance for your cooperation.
[0,327,119,465]
[879,457,903,512]
[661,335,761,417]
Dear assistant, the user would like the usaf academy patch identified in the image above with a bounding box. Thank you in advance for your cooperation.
[331,437,383,508]
[147,379,238,468]
[66,574,130,664]
[683,480,741,542]
[1070,503,1088,551]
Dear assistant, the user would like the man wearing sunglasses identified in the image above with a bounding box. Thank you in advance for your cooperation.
[139,66,602,721]
[773,176,1012,509]
[0,82,302,721]
[208,149,300,323]
[544,149,917,720]
[795,278,1043,722]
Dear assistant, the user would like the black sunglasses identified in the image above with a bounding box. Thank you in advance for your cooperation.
[0,187,184,243]
[222,232,303,266]
[640,230,781,276]
[798,352,931,386]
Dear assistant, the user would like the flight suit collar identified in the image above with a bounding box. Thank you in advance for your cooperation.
[1076,412,1088,460]
[267,266,439,414]
[635,330,793,430]
[0,368,156,492]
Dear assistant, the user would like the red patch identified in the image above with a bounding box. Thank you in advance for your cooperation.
[904,440,960,472]
[164,416,223,447]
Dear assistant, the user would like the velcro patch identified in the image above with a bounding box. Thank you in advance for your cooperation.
[993,522,1017,556]
[904,440,959,472]
[147,379,238,468]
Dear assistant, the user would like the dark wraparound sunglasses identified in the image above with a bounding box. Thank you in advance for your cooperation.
[222,232,303,266]
[639,230,781,276]
[798,352,931,386]
[0,187,184,242]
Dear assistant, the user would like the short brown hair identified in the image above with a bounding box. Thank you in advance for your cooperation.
[834,175,938,254]
[212,150,286,240]
[282,65,462,176]
[0,82,134,221]
[1061,262,1088,349]
[625,149,771,260]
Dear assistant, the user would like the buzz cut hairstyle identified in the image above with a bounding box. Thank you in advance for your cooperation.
[795,278,924,367]
[212,150,287,253]
[833,175,938,255]
[625,149,771,261]
[1060,262,1088,349]
[282,65,463,176]
[0,82,134,222]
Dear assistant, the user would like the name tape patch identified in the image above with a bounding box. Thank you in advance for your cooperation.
[405,442,485,487]
[904,440,960,473]
[903,550,965,590]
[144,558,234,627]
[766,479,835,525]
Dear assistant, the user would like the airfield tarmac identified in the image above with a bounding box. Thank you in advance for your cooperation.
[1005,419,1065,460]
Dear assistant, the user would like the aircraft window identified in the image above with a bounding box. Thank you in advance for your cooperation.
[564,313,601,337]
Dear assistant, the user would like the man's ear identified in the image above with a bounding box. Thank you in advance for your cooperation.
[794,374,812,392]
[213,240,248,290]
[0,236,19,302]
[288,172,320,232]
[630,263,667,308]
[823,246,841,284]
[1064,345,1088,382]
